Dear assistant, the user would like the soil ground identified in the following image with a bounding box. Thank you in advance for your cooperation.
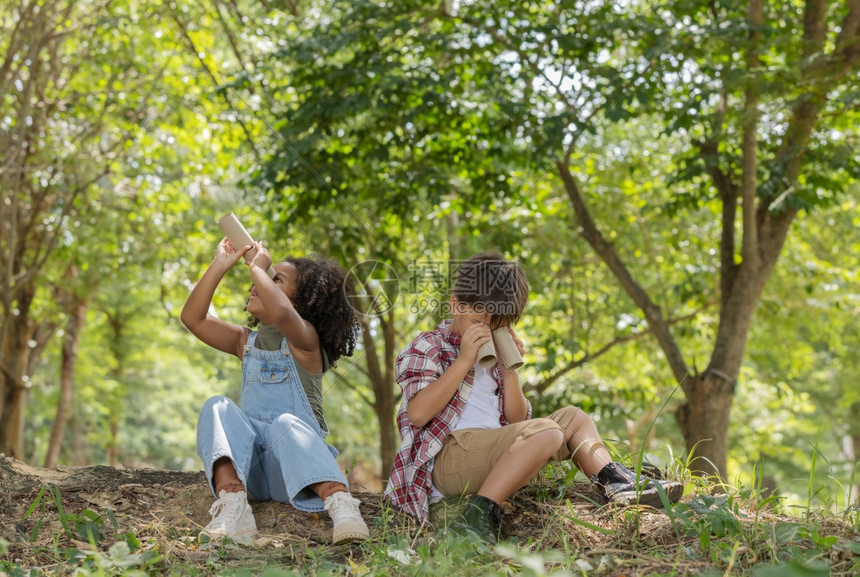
[0,454,614,544]
[2,455,857,575]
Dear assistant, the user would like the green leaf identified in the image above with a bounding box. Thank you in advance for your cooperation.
[774,523,800,543]
[21,486,47,521]
[752,560,830,577]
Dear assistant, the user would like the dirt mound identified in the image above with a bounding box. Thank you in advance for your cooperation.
[0,454,686,572]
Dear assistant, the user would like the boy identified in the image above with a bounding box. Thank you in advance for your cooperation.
[385,251,683,543]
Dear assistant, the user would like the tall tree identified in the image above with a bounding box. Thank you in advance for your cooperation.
[0,0,115,458]
[43,267,87,468]
[1,0,249,460]
[559,0,860,478]
[256,0,860,479]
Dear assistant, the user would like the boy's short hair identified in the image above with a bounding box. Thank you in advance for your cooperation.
[452,251,529,329]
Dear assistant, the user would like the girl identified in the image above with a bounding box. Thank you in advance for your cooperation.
[181,238,369,544]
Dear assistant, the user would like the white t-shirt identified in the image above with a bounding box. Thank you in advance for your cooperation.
[453,364,502,431]
[430,364,502,501]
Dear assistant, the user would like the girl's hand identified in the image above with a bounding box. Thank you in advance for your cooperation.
[459,322,492,365]
[248,241,272,272]
[213,237,250,269]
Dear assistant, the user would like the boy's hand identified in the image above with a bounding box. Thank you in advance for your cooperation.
[213,237,250,269]
[506,327,525,356]
[459,322,492,365]
[498,326,525,375]
[248,241,272,272]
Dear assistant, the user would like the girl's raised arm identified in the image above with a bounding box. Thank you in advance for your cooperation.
[247,243,320,355]
[181,238,250,358]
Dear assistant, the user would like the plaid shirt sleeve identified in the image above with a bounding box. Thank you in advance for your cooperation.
[384,330,465,520]
[398,334,445,406]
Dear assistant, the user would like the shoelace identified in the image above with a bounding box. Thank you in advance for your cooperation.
[208,496,243,525]
[591,464,653,488]
[617,469,653,488]
[326,494,362,521]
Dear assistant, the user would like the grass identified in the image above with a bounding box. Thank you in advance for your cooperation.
[1,453,858,576]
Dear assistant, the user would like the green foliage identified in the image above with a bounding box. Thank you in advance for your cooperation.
[240,0,859,482]
[21,485,117,545]
[73,541,158,577]
[12,486,157,576]
[673,494,744,549]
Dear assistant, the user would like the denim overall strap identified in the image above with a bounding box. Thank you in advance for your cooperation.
[240,331,322,435]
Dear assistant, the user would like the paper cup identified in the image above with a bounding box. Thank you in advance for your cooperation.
[218,212,276,278]
[477,339,497,368]
[492,327,523,370]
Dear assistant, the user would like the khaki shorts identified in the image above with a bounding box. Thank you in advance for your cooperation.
[431,406,580,496]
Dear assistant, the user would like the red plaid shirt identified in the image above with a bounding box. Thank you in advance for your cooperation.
[384,320,531,520]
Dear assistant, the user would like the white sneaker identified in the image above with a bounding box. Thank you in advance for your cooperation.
[323,492,369,544]
[202,490,258,540]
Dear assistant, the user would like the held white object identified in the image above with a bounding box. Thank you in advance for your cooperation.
[492,328,524,370]
[477,339,497,368]
[217,212,276,279]
[476,328,524,370]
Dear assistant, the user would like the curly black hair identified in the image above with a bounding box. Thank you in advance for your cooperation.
[247,256,360,366]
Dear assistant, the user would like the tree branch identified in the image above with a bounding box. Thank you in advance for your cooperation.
[531,307,709,395]
[740,0,763,267]
[360,317,384,392]
[802,0,828,61]
[764,0,857,219]
[0,0,36,93]
[694,90,739,304]
[557,160,690,384]
[210,0,248,70]
[834,0,860,63]
[329,369,374,407]
[383,307,396,385]
[457,16,578,114]
[170,12,262,161]
[565,62,655,165]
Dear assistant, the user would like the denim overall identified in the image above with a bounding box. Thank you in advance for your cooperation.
[196,332,347,512]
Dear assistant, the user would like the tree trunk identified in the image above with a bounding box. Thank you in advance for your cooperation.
[675,226,788,478]
[44,297,88,468]
[375,384,397,482]
[0,1,87,462]
[0,297,36,459]
[0,368,26,460]
[559,151,794,481]
[675,373,735,478]
[849,432,859,507]
[360,312,398,481]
